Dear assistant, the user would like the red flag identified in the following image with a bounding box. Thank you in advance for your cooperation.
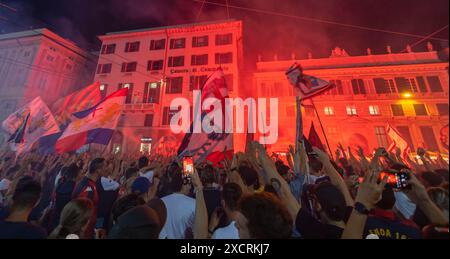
[308,122,325,152]
[178,68,233,165]
[51,82,102,126]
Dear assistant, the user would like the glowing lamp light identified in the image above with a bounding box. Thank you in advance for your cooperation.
[402,92,413,98]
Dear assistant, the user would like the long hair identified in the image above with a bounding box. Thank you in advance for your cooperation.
[48,198,93,239]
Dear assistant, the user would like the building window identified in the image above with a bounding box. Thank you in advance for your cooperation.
[100,84,108,99]
[426,76,443,92]
[168,56,185,67]
[436,103,449,116]
[396,126,415,151]
[374,78,396,94]
[346,105,357,116]
[166,77,183,94]
[395,77,418,94]
[101,44,116,54]
[413,104,428,116]
[150,39,166,50]
[143,82,160,104]
[189,75,208,91]
[170,38,186,49]
[124,41,140,52]
[224,74,234,92]
[121,62,137,72]
[375,126,389,148]
[216,33,233,45]
[391,104,404,116]
[144,114,154,127]
[351,79,366,95]
[140,137,152,155]
[191,54,208,66]
[329,80,344,95]
[324,106,334,116]
[369,105,380,116]
[147,60,164,71]
[416,77,428,93]
[192,36,209,47]
[118,83,134,104]
[162,107,180,125]
[96,63,112,74]
[215,52,233,64]
[420,126,439,151]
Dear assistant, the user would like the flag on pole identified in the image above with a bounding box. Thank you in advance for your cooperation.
[37,83,103,154]
[286,63,335,100]
[308,122,325,152]
[386,125,411,160]
[51,82,102,126]
[177,68,233,164]
[2,97,60,154]
[55,88,127,153]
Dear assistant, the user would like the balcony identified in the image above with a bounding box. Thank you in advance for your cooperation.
[123,102,158,113]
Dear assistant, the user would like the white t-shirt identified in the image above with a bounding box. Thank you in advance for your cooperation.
[159,193,196,239]
[212,221,239,239]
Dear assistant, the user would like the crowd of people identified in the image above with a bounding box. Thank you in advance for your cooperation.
[0,141,448,239]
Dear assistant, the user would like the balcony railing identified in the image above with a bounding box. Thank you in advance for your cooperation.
[123,103,158,113]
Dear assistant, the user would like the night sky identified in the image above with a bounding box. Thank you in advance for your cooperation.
[1,0,448,67]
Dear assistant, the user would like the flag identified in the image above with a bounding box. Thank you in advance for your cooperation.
[178,68,233,164]
[51,82,102,126]
[308,122,325,152]
[55,88,127,153]
[7,113,30,144]
[37,83,102,154]
[286,63,334,100]
[386,125,411,160]
[2,97,60,154]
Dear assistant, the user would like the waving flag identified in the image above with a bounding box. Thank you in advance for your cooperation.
[308,122,325,152]
[2,97,60,154]
[286,63,334,100]
[37,83,102,154]
[52,82,102,126]
[387,125,411,160]
[55,88,127,153]
[178,68,233,164]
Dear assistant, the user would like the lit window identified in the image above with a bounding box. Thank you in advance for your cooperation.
[324,106,334,116]
[346,105,357,116]
[369,105,380,116]
[140,137,152,155]
[124,83,131,89]
[100,84,105,91]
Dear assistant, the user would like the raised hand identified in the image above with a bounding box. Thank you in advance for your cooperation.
[355,169,388,210]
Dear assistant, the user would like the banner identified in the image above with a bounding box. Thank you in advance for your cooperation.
[2,97,60,154]
[286,63,334,100]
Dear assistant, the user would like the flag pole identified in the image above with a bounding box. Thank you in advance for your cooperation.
[295,96,303,152]
[310,99,334,160]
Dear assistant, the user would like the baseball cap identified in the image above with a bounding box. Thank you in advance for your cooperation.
[131,177,151,195]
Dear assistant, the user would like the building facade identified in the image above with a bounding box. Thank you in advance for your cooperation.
[254,46,449,155]
[0,28,96,144]
[94,20,244,155]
